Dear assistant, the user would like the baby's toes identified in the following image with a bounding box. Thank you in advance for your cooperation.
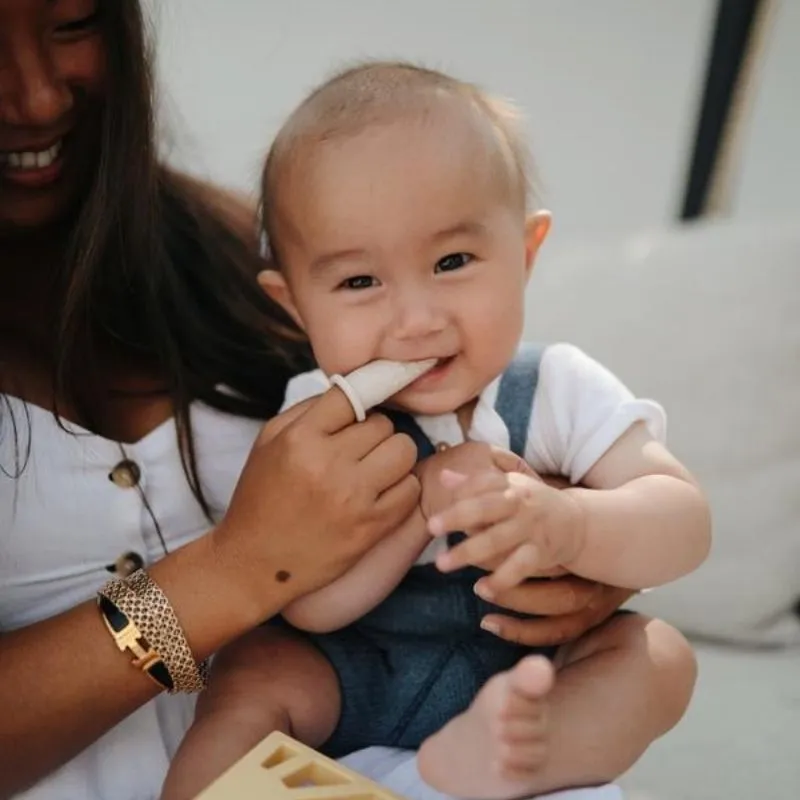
[493,739,549,780]
[508,655,555,702]
[496,713,548,746]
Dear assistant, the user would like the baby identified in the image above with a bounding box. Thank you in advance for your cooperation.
[163,62,710,800]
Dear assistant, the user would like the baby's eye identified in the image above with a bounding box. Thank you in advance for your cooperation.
[339,275,377,290]
[435,253,474,273]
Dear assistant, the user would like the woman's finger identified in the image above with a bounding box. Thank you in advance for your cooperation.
[296,383,365,434]
[333,411,396,460]
[478,574,601,616]
[480,584,637,647]
[481,609,593,647]
[371,473,422,530]
[259,396,316,443]
[358,430,419,495]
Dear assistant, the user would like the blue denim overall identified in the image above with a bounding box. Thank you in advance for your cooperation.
[307,345,557,757]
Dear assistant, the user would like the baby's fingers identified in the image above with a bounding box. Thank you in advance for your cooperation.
[428,491,514,538]
[444,469,509,504]
[435,519,524,573]
[476,543,542,598]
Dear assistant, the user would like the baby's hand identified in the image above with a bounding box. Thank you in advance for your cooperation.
[428,470,586,596]
[415,442,530,522]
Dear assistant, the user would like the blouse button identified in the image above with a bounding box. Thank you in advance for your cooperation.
[106,551,145,577]
[108,459,141,489]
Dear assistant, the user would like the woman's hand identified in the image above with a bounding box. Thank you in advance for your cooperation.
[211,385,420,624]
[476,576,635,647]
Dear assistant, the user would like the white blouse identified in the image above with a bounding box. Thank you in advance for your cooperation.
[0,397,260,799]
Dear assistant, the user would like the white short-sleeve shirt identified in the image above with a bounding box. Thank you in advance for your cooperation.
[283,343,666,565]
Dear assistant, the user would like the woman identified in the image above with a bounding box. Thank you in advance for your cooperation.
[0,2,632,798]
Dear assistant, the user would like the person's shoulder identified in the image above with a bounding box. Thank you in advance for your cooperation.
[529,341,666,482]
[538,342,624,398]
[540,341,602,374]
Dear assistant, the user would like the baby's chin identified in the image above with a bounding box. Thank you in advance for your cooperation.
[384,388,474,419]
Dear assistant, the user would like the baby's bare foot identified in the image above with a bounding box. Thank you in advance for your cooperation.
[418,655,555,799]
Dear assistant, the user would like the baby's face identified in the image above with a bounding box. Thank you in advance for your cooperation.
[270,110,548,416]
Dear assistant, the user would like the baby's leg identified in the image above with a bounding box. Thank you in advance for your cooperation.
[418,614,696,799]
[161,626,339,800]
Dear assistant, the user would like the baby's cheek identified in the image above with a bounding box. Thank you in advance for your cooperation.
[306,317,373,376]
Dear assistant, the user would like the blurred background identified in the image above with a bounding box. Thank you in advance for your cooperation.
[143,0,797,253]
[142,2,799,799]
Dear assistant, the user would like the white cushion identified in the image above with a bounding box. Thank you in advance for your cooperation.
[523,216,800,645]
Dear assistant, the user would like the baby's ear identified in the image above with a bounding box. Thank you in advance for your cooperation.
[524,210,552,275]
[257,270,304,330]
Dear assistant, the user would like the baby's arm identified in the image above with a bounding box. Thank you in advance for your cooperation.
[282,443,501,632]
[433,344,711,593]
[434,428,709,594]
[562,421,711,588]
[282,504,430,632]
[279,359,444,632]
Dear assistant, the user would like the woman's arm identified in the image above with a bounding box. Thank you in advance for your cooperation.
[0,536,290,799]
[0,387,419,797]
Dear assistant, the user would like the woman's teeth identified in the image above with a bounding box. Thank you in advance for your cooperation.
[1,140,63,170]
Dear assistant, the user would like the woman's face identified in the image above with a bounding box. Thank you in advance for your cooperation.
[0,0,106,234]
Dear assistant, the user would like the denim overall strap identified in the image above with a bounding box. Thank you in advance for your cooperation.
[378,407,436,461]
[494,342,546,458]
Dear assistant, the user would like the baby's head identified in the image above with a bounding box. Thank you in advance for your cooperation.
[259,61,550,416]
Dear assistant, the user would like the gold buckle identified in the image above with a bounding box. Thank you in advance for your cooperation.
[99,603,170,690]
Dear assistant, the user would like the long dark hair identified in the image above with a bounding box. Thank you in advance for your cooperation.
[48,1,307,514]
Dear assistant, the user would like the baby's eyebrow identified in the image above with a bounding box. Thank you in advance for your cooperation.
[306,221,487,274]
[429,220,488,243]
[309,248,370,275]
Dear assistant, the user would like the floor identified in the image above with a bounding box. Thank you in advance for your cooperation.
[619,642,800,799]
[341,642,800,800]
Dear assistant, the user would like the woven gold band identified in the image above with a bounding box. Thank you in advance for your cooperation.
[99,570,208,694]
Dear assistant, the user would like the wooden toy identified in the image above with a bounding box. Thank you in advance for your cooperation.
[196,731,406,800]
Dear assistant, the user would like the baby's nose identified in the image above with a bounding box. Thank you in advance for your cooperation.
[391,296,447,340]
